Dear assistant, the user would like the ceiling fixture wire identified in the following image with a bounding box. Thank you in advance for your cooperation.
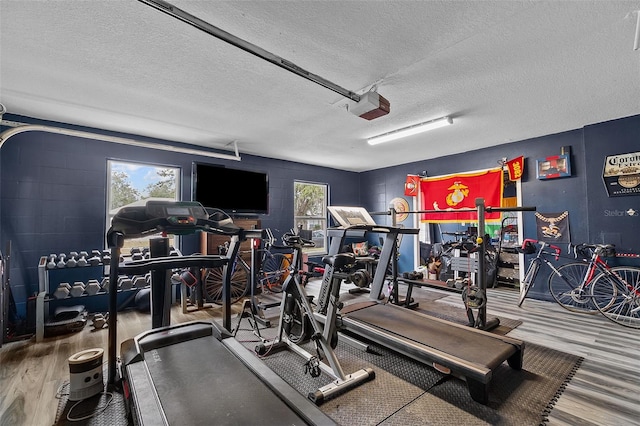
[139,0,363,102]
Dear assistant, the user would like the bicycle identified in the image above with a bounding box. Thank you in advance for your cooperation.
[201,229,292,304]
[202,245,251,305]
[256,228,292,293]
[580,244,640,328]
[518,239,640,328]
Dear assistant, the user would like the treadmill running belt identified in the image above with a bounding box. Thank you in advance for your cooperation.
[345,303,515,369]
[140,335,308,425]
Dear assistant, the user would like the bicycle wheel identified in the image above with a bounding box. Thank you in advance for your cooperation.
[260,252,291,293]
[283,281,312,344]
[518,258,540,307]
[202,262,250,304]
[548,262,599,314]
[591,266,640,329]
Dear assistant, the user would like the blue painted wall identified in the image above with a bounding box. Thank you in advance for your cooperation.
[0,115,359,318]
[2,113,639,318]
[360,114,640,302]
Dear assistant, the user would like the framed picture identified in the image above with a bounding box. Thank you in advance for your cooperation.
[536,154,571,180]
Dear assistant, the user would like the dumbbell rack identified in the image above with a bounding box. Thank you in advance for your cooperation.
[35,251,153,342]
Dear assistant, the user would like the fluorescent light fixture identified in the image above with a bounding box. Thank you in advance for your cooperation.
[367,116,453,145]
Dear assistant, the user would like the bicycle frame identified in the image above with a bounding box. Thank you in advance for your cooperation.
[588,250,640,300]
[521,239,640,325]
[572,244,637,295]
[517,239,561,306]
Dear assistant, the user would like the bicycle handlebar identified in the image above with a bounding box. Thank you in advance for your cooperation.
[519,239,561,260]
[281,233,316,249]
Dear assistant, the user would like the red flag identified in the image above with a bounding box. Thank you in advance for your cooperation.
[404,174,419,196]
[506,156,524,181]
[419,168,503,223]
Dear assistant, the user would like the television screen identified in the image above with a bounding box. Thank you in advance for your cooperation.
[193,163,269,215]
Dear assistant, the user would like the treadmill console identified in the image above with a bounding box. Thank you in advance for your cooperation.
[145,201,208,224]
[108,200,235,239]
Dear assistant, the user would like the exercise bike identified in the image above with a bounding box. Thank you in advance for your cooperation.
[255,229,375,404]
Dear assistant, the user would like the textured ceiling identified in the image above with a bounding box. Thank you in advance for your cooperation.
[1,1,639,172]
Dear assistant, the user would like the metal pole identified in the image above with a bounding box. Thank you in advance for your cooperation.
[475,198,487,328]
[138,0,362,102]
[390,207,399,303]
[405,206,536,214]
[149,237,171,328]
[107,234,123,386]
[0,241,10,347]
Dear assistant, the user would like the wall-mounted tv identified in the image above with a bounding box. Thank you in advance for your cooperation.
[192,162,269,215]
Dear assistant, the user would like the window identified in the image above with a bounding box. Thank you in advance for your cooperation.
[107,160,180,251]
[294,181,328,254]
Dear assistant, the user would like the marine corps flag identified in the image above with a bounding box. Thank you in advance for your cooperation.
[419,168,504,223]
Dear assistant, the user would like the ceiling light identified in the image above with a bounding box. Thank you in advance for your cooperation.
[367,116,453,145]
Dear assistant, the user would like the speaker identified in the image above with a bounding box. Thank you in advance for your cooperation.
[68,348,104,401]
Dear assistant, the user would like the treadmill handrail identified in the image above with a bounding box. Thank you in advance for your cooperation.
[329,224,419,234]
[118,254,229,275]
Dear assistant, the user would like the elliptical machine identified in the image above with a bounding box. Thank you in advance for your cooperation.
[255,229,374,404]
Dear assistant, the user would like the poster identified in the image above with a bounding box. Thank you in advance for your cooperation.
[535,211,570,243]
[602,151,640,197]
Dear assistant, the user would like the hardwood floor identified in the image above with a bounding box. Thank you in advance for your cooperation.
[0,303,228,426]
[0,286,638,426]
[481,289,640,426]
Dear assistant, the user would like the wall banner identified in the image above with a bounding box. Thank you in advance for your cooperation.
[535,211,570,243]
[404,175,420,197]
[506,156,524,181]
[602,151,640,197]
[419,168,503,223]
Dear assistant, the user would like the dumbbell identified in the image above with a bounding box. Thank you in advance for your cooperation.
[129,248,144,261]
[66,252,78,268]
[170,273,181,285]
[69,281,85,297]
[101,277,110,292]
[53,283,71,299]
[75,251,88,267]
[92,313,108,330]
[46,254,57,269]
[57,253,67,269]
[88,255,101,266]
[88,250,102,266]
[118,276,133,291]
[402,271,424,280]
[132,275,147,289]
[131,252,144,261]
[85,279,101,295]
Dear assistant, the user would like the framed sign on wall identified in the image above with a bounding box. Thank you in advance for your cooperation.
[536,154,571,180]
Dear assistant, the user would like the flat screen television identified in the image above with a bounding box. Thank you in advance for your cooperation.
[192,162,269,215]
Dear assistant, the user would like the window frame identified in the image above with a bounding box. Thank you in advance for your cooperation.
[293,180,328,255]
[106,159,181,251]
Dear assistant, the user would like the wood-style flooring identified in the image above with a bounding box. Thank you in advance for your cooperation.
[0,284,638,426]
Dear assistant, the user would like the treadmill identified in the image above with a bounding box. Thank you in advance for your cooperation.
[106,200,334,425]
[319,206,524,405]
